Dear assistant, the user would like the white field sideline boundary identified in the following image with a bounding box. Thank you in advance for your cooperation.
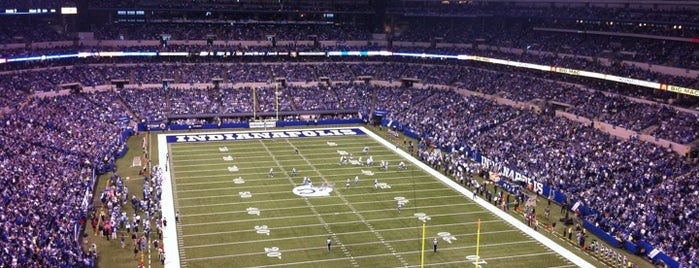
[159,126,595,268]
[159,135,182,268]
[361,126,595,268]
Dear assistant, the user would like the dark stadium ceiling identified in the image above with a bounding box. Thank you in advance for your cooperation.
[396,0,699,9]
[396,0,699,5]
[402,0,699,2]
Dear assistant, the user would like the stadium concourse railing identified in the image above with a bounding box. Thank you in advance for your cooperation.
[2,38,698,79]
[379,118,680,268]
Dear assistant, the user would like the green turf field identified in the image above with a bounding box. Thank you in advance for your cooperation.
[161,127,592,268]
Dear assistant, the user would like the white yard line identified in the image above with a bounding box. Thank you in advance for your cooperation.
[169,151,395,162]
[175,173,424,186]
[176,179,436,193]
[172,161,406,174]
[183,228,517,248]
[177,193,466,209]
[182,220,511,239]
[172,154,401,167]
[176,187,451,201]
[170,151,398,160]
[183,202,476,218]
[171,149,396,157]
[173,171,374,180]
[173,166,417,180]
[177,171,426,187]
[169,142,371,154]
[180,210,489,227]
[168,144,393,156]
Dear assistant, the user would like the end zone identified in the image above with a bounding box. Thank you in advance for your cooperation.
[165,128,365,143]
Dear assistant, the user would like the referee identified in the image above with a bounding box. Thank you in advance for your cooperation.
[433,238,438,252]
[327,238,332,253]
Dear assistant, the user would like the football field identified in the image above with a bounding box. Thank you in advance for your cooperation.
[158,127,593,268]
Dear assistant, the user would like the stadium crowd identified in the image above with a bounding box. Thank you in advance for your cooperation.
[0,91,132,267]
[0,136,94,267]
[1,62,698,144]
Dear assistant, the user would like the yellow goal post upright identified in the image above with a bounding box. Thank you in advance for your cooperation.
[250,84,281,121]
[249,83,281,129]
[420,222,427,268]
[275,82,279,121]
[475,218,481,268]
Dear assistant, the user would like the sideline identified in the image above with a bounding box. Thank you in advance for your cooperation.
[361,126,596,268]
[158,134,182,268]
